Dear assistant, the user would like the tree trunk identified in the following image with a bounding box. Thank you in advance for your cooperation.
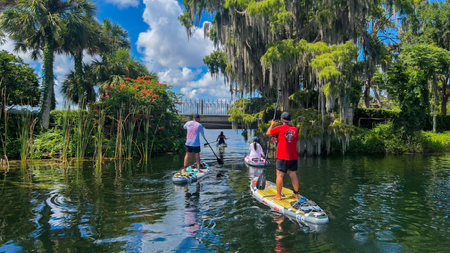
[41,33,55,129]
[363,76,372,108]
[74,50,84,109]
[282,86,290,111]
[441,77,449,115]
[371,86,382,108]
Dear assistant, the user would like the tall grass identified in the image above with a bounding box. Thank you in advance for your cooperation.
[114,105,124,160]
[61,102,72,164]
[125,106,136,159]
[95,108,105,170]
[75,104,95,162]
[18,108,38,164]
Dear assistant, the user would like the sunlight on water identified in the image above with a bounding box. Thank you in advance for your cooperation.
[1,130,450,252]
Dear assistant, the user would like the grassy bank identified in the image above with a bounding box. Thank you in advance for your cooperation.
[347,122,450,154]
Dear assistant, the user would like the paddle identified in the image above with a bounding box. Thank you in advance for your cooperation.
[204,140,218,146]
[256,89,282,190]
[203,135,224,165]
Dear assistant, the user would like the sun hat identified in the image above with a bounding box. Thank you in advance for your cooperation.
[281,112,292,123]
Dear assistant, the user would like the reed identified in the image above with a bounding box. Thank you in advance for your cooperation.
[142,107,152,161]
[75,102,95,162]
[125,106,136,159]
[149,113,163,157]
[1,87,9,164]
[17,108,38,165]
[114,105,124,160]
[61,101,71,164]
[95,108,105,170]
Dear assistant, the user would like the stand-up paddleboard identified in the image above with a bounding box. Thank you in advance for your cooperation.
[250,177,329,224]
[216,143,227,148]
[244,155,268,167]
[172,162,210,184]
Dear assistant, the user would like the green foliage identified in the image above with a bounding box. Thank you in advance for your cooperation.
[32,129,67,159]
[348,122,408,154]
[353,108,399,128]
[203,49,228,75]
[348,121,450,154]
[0,51,40,107]
[228,97,280,131]
[382,44,450,137]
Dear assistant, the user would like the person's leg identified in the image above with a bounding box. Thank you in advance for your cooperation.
[195,153,201,171]
[274,170,285,200]
[287,160,299,199]
[184,151,190,166]
[288,170,299,199]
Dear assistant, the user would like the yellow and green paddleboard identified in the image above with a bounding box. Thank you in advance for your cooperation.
[250,177,329,224]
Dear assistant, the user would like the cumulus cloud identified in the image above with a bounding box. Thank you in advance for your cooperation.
[136,0,228,100]
[105,0,139,8]
[158,67,197,87]
[137,0,214,70]
[179,73,231,99]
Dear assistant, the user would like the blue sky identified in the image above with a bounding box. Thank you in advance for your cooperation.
[0,0,228,109]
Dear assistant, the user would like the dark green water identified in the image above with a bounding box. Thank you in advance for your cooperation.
[1,129,450,252]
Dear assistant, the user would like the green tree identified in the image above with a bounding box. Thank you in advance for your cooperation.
[59,0,98,108]
[89,48,153,93]
[0,50,40,110]
[0,0,96,128]
[403,1,450,115]
[382,44,450,136]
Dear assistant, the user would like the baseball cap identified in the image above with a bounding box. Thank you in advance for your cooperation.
[194,113,200,119]
[281,112,292,122]
[253,136,258,142]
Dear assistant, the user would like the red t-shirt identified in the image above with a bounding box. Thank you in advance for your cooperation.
[270,124,298,161]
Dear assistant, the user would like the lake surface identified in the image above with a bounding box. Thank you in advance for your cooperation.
[1,129,450,252]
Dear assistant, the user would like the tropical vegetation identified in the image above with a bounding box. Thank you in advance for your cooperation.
[181,0,450,155]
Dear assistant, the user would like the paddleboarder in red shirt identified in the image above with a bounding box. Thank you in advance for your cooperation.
[266,112,299,200]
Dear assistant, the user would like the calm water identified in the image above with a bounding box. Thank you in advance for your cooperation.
[1,129,450,252]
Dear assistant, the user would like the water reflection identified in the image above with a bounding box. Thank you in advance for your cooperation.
[2,134,450,252]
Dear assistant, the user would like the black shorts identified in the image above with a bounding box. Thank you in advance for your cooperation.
[276,159,298,173]
[185,145,201,153]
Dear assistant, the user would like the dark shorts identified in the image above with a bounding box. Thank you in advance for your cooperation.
[186,145,201,153]
[276,159,298,173]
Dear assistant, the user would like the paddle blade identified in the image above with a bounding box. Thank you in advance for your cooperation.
[217,158,224,165]
[256,170,266,190]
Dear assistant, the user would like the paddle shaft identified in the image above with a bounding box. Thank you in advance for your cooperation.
[204,140,218,146]
[265,89,281,165]
[203,135,224,165]
[257,90,281,189]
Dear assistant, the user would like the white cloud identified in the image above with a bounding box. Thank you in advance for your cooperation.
[137,0,214,71]
[178,72,231,99]
[159,67,197,87]
[105,0,139,8]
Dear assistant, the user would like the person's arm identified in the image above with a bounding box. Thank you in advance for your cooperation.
[259,144,265,157]
[266,120,276,137]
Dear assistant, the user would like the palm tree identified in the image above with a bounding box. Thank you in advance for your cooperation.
[101,18,131,53]
[0,0,94,128]
[90,48,152,93]
[61,18,133,107]
[59,1,100,108]
[61,63,97,106]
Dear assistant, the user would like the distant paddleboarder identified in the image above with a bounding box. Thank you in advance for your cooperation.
[216,131,228,145]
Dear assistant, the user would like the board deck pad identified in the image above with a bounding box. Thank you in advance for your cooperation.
[251,178,329,224]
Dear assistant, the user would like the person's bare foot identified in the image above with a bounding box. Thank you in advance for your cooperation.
[272,196,282,201]
[292,194,299,199]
